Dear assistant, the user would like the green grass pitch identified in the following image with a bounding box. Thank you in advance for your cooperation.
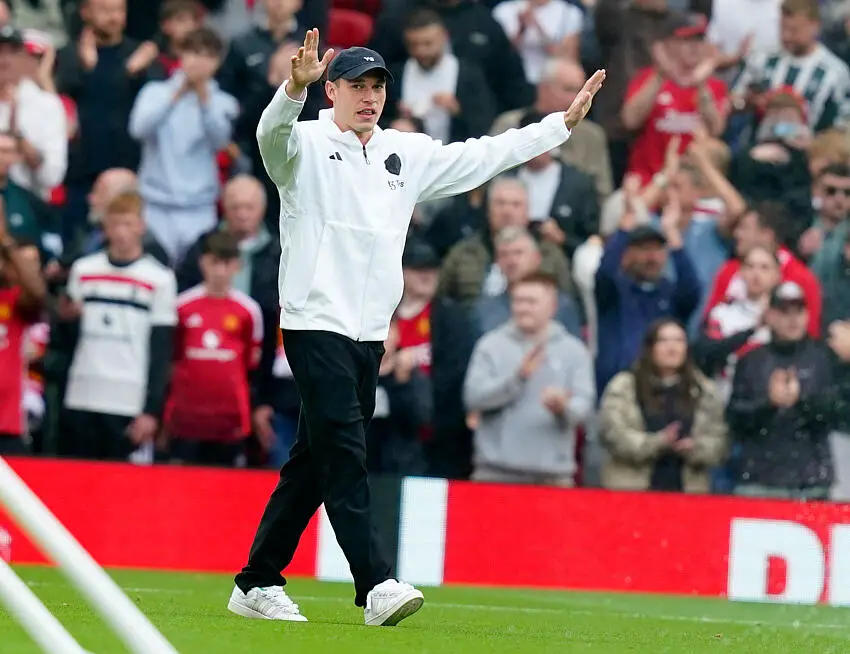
[2,566,850,653]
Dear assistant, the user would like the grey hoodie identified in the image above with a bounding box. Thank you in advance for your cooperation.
[464,321,596,476]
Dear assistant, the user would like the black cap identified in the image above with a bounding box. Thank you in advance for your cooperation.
[770,281,806,309]
[0,25,23,48]
[327,47,393,83]
[402,239,439,269]
[627,225,667,247]
[664,12,708,40]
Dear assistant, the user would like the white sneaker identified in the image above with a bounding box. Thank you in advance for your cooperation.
[227,585,308,622]
[364,579,424,626]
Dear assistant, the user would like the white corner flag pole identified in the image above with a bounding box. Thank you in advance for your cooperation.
[0,457,178,654]
[0,557,89,654]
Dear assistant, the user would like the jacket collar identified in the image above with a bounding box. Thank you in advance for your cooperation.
[318,107,383,146]
[504,320,568,343]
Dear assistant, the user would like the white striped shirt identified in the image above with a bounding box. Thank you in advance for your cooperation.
[734,43,850,130]
[64,253,177,417]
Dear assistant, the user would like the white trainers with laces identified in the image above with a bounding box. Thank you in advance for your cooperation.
[227,585,308,622]
[364,579,424,626]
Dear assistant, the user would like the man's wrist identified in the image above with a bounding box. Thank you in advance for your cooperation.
[285,79,308,100]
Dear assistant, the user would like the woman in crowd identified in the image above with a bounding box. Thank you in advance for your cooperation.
[599,318,728,493]
[694,245,780,400]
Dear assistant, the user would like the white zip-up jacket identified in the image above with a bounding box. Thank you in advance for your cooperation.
[258,82,572,341]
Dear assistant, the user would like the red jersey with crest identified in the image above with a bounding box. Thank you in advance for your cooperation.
[395,302,432,374]
[625,67,728,185]
[0,286,35,436]
[165,286,263,442]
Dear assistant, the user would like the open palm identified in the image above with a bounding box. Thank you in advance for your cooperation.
[290,28,335,88]
[564,69,606,129]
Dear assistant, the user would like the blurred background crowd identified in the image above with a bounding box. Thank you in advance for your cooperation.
[2,0,850,501]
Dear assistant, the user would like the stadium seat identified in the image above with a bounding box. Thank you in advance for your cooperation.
[332,0,382,17]
[327,8,374,49]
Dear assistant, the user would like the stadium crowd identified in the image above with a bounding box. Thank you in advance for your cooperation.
[2,0,850,501]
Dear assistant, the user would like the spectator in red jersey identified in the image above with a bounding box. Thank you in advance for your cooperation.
[0,204,46,454]
[695,245,780,401]
[620,13,729,186]
[165,231,263,466]
[703,201,822,336]
[365,318,429,476]
[396,238,439,377]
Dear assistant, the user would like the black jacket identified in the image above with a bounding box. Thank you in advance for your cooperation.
[369,0,533,113]
[218,25,307,107]
[730,145,813,249]
[515,162,599,259]
[366,370,430,476]
[385,58,496,142]
[727,338,842,489]
[55,38,149,185]
[426,296,478,479]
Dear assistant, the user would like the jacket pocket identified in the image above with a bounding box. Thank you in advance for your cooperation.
[307,221,378,325]
[280,219,322,313]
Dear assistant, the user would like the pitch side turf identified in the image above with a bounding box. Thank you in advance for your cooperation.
[2,567,850,653]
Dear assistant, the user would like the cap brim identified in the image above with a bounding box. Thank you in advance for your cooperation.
[333,63,394,83]
[0,38,24,47]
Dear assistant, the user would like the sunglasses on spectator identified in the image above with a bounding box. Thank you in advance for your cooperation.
[825,186,850,197]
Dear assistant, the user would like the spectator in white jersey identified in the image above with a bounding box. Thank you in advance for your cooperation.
[733,0,850,131]
[59,190,177,462]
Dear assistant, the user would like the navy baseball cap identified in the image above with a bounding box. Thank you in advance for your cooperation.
[327,47,394,83]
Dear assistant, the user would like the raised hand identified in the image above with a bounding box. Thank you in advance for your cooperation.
[288,28,335,94]
[564,69,606,129]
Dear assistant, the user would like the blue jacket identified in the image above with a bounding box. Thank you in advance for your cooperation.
[594,229,702,397]
[129,72,238,208]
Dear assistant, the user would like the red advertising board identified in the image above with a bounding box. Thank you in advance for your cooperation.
[442,482,850,605]
[5,458,850,607]
[0,458,319,576]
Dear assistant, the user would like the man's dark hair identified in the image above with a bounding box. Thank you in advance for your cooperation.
[781,0,820,20]
[160,0,199,22]
[404,7,445,31]
[182,27,224,57]
[748,200,791,244]
[817,162,850,180]
[201,230,240,260]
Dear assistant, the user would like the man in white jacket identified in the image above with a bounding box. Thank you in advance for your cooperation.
[227,28,605,627]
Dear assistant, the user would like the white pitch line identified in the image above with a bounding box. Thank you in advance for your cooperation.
[25,581,850,635]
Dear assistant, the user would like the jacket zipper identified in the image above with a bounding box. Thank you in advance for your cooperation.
[362,144,370,165]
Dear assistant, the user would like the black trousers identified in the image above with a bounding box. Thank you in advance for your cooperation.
[235,329,392,607]
[58,409,134,461]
